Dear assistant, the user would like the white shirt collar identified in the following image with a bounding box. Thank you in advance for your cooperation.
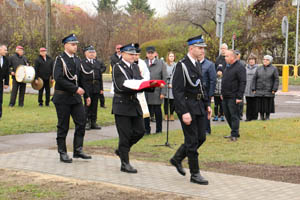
[122,59,131,68]
[64,51,74,58]
[199,58,205,64]
[187,53,197,66]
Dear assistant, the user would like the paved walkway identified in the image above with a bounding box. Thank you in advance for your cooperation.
[0,149,300,200]
[0,85,300,199]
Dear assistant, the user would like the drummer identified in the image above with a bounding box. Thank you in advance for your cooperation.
[34,47,54,107]
[9,46,29,107]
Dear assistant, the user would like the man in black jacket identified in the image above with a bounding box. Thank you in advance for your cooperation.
[110,44,122,69]
[0,44,9,119]
[221,49,246,142]
[34,47,54,107]
[215,43,228,71]
[81,45,104,130]
[170,35,212,185]
[9,46,29,107]
[52,34,91,163]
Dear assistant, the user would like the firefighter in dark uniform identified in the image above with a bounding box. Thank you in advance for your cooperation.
[52,34,92,163]
[112,43,157,173]
[81,45,103,130]
[170,35,212,185]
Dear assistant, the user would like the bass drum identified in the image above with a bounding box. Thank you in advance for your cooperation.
[15,65,35,83]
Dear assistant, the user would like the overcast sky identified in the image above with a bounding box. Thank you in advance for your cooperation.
[66,0,169,17]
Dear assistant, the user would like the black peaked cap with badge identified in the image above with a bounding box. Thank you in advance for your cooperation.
[62,34,79,44]
[187,35,207,47]
[120,43,136,54]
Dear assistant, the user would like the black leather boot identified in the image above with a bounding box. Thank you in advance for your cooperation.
[119,151,137,173]
[73,137,92,159]
[91,121,101,130]
[60,153,73,163]
[57,138,72,163]
[265,113,270,120]
[73,147,92,159]
[190,173,209,185]
[188,157,209,185]
[170,144,186,176]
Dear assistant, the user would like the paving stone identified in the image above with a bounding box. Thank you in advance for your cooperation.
[0,149,299,200]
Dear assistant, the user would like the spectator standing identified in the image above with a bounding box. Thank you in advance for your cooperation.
[0,44,9,119]
[164,51,176,121]
[34,47,54,107]
[9,46,29,107]
[110,44,122,69]
[244,54,258,121]
[252,55,279,120]
[235,50,246,120]
[215,43,228,71]
[144,46,167,134]
[222,50,246,142]
[213,67,224,122]
[198,50,216,134]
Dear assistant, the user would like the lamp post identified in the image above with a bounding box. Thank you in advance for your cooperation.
[293,0,300,66]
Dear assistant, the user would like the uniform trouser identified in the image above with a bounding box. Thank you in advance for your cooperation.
[174,113,206,174]
[54,103,86,154]
[9,79,26,106]
[222,98,240,137]
[38,79,50,105]
[85,93,99,122]
[163,98,175,115]
[0,87,3,118]
[246,97,258,120]
[214,96,223,116]
[99,93,105,107]
[115,114,145,163]
[145,105,162,132]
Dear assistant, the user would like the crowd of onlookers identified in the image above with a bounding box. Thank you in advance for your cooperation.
[109,42,279,135]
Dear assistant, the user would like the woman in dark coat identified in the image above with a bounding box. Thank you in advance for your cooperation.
[252,55,279,120]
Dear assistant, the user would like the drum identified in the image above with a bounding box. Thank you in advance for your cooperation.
[15,65,35,83]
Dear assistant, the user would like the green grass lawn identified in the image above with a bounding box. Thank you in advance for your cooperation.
[87,118,300,167]
[279,76,300,86]
[0,93,114,136]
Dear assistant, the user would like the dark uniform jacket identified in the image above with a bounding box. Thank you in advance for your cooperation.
[221,60,246,100]
[112,60,151,117]
[0,56,9,87]
[252,64,279,97]
[52,52,84,105]
[172,55,209,116]
[110,53,121,68]
[215,55,227,71]
[9,53,28,79]
[80,58,104,98]
[34,55,54,80]
[201,58,216,98]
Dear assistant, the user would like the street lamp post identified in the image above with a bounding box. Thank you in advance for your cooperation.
[294,0,300,66]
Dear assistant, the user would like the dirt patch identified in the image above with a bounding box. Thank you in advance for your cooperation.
[85,146,300,184]
[203,162,300,184]
[0,169,197,200]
